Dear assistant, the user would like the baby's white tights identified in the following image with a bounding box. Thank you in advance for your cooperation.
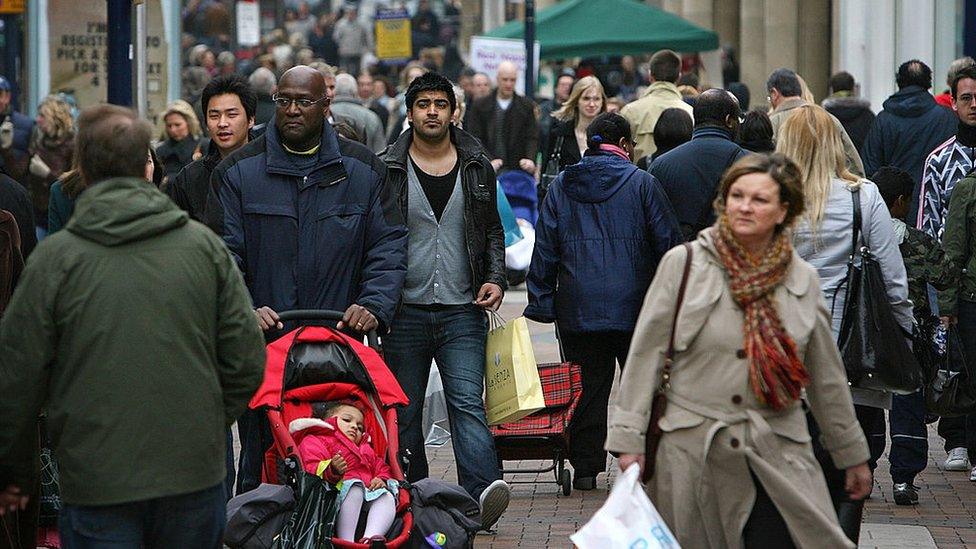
[336,484,396,541]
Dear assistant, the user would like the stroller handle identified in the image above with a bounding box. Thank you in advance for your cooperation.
[276,309,379,349]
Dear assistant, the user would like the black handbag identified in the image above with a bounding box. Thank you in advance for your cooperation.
[836,188,922,394]
[539,134,564,194]
[926,326,976,417]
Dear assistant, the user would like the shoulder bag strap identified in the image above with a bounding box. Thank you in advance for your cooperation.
[830,186,864,318]
[546,134,565,174]
[660,242,694,391]
[851,186,863,258]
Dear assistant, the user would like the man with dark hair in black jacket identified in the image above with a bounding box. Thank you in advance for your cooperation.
[823,71,875,155]
[166,74,256,223]
[863,59,957,221]
[381,71,510,532]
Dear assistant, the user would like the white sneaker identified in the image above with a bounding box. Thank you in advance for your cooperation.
[945,447,971,471]
[478,479,511,531]
[970,466,976,482]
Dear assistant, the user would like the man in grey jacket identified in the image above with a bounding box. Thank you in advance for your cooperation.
[331,73,386,153]
[332,7,372,75]
[767,68,865,177]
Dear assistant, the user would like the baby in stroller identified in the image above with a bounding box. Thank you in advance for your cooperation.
[290,400,398,543]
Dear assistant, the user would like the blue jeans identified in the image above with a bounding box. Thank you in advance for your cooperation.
[59,483,225,549]
[383,303,501,499]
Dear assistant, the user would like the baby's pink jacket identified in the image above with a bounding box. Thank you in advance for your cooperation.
[290,416,393,485]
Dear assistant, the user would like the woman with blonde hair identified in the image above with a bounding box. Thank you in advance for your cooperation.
[544,75,607,174]
[607,152,871,547]
[27,94,75,237]
[778,104,911,543]
[155,100,201,182]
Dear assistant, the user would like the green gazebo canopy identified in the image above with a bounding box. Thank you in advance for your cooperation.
[485,0,719,59]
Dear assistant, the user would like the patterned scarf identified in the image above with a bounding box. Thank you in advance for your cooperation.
[712,216,810,410]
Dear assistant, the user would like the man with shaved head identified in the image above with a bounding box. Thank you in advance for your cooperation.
[468,61,539,176]
[648,88,748,240]
[208,65,408,493]
[0,104,265,545]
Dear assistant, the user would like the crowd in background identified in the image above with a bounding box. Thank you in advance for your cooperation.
[4,1,976,547]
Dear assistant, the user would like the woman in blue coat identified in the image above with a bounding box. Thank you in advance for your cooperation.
[524,112,683,490]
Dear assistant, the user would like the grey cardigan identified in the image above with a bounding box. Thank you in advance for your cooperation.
[793,178,912,408]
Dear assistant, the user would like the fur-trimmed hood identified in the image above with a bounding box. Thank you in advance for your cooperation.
[288,416,372,445]
[821,94,872,111]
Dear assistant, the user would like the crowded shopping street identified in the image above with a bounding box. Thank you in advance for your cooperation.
[4,1,976,548]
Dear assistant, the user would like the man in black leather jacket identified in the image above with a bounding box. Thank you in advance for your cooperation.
[380,72,510,532]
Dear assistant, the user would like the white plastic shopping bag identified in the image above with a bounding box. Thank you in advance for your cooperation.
[571,464,680,548]
[422,361,451,447]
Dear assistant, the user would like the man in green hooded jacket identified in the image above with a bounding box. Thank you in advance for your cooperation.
[0,104,266,547]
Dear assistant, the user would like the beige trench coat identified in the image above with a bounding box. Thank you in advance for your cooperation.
[620,81,694,161]
[605,230,870,549]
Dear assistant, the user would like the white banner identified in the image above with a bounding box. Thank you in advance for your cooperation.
[236,0,260,47]
[469,35,540,96]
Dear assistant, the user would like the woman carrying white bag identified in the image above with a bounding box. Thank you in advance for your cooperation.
[605,154,872,548]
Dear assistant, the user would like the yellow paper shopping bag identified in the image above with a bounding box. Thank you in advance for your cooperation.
[484,315,545,425]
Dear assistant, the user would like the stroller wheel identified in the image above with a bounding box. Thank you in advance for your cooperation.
[560,468,572,496]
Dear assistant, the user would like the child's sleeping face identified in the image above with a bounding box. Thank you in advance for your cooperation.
[332,404,366,444]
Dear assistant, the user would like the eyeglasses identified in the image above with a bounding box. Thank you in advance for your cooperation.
[271,95,327,109]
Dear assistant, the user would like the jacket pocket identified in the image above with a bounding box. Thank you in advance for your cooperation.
[317,204,366,241]
[243,203,296,218]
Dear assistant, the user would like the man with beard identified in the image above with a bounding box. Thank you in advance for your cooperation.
[208,65,407,494]
[381,72,511,532]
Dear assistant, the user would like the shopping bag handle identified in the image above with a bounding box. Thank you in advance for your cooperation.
[554,324,567,364]
[486,309,506,331]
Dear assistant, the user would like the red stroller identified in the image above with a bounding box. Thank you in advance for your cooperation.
[248,310,413,548]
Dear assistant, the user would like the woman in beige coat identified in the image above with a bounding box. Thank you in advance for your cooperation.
[605,153,872,548]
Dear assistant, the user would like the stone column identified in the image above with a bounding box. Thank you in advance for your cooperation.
[764,0,798,76]
[713,0,741,56]
[682,0,713,29]
[459,0,481,55]
[662,0,683,17]
[739,0,766,108]
[797,0,830,101]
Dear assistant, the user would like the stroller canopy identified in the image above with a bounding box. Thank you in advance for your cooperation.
[251,327,409,410]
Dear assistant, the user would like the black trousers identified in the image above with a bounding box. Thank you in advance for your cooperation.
[808,405,882,545]
[742,470,796,548]
[560,330,632,477]
[938,300,976,460]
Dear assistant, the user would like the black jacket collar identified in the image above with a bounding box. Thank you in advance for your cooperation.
[385,125,487,170]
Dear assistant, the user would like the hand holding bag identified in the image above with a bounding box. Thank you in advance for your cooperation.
[643,242,693,483]
[926,325,976,416]
[571,463,681,548]
[836,188,922,394]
